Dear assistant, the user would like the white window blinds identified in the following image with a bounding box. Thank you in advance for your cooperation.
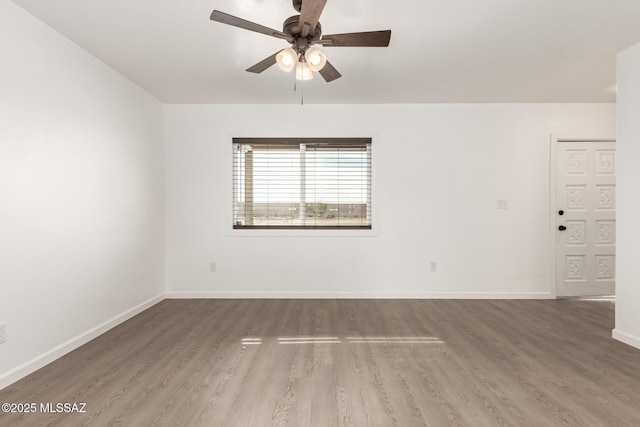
[233,138,372,229]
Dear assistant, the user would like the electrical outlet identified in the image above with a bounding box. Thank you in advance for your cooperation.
[0,324,6,344]
[497,199,508,210]
[209,262,217,272]
[430,262,438,272]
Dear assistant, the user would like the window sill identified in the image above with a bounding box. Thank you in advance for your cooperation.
[225,228,379,237]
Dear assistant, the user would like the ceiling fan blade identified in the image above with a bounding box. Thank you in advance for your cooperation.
[210,10,288,40]
[321,30,391,47]
[319,61,342,82]
[299,0,327,37]
[246,52,279,73]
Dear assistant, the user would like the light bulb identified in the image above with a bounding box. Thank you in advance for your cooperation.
[295,61,313,80]
[276,48,297,72]
[305,47,327,72]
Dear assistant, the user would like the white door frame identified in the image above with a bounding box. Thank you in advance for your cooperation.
[549,135,616,299]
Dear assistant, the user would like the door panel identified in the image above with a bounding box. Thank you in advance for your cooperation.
[556,140,616,297]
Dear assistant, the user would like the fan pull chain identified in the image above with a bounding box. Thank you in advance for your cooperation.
[292,61,304,106]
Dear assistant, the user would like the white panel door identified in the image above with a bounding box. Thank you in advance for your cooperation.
[556,140,616,297]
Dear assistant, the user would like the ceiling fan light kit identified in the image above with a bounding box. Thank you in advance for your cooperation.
[276,48,297,72]
[210,0,391,83]
[305,47,327,72]
[295,61,314,80]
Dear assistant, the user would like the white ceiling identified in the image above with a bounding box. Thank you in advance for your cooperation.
[10,0,640,104]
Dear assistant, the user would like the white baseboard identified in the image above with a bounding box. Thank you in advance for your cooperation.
[612,328,640,350]
[0,293,165,391]
[166,291,553,299]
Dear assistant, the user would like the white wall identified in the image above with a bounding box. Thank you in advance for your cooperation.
[0,0,165,388]
[613,42,640,350]
[165,103,615,298]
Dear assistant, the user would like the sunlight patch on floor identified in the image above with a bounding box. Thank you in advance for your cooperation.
[346,336,444,344]
[278,337,341,344]
[241,336,444,345]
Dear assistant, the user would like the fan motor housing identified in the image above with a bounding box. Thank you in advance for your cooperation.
[292,0,303,12]
[283,15,322,43]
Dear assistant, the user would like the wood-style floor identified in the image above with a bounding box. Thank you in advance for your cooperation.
[1,299,639,426]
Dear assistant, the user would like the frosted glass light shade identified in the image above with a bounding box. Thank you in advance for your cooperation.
[305,47,327,72]
[276,48,297,72]
[295,61,313,80]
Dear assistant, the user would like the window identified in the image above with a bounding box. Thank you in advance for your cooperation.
[233,138,372,229]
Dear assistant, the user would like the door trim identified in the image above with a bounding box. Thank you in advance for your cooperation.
[549,135,616,299]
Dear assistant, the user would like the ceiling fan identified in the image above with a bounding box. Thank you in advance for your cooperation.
[210,0,392,82]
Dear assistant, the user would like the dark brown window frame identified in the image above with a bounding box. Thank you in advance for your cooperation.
[233,138,372,230]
